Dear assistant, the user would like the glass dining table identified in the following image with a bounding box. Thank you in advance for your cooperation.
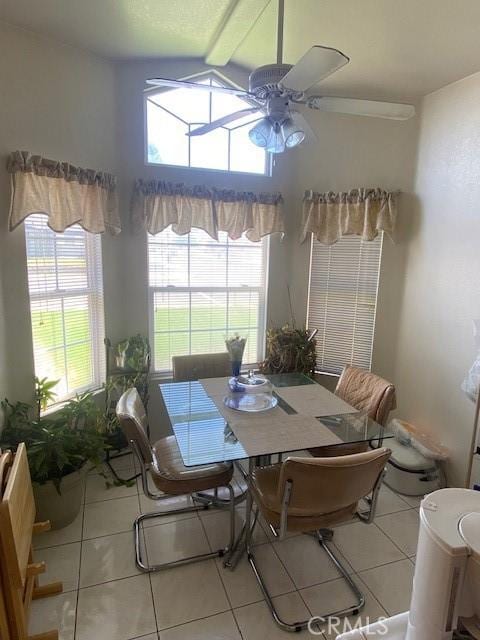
[159,372,393,567]
[159,372,392,468]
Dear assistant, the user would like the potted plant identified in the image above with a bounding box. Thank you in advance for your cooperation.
[103,335,151,457]
[0,383,106,529]
[259,324,317,377]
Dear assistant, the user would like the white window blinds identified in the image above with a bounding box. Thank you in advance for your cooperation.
[148,227,268,372]
[25,214,105,401]
[307,233,383,375]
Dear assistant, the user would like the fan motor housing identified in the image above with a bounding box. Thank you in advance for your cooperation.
[249,64,293,98]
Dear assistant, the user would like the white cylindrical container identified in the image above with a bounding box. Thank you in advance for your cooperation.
[406,489,480,640]
[458,512,480,621]
[337,490,480,640]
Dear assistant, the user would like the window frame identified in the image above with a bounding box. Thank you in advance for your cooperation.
[306,232,384,376]
[24,215,106,403]
[147,230,270,375]
[143,70,272,177]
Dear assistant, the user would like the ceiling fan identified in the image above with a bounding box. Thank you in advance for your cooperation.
[146,0,415,154]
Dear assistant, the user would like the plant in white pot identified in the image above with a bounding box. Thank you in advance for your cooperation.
[0,382,106,529]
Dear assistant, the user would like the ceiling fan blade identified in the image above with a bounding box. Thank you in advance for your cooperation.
[280,46,349,92]
[187,108,261,136]
[307,96,416,120]
[146,77,252,98]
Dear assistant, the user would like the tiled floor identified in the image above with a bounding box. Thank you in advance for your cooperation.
[31,452,420,640]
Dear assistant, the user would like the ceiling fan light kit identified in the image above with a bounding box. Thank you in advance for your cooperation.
[147,0,415,155]
[248,118,271,148]
[283,115,306,148]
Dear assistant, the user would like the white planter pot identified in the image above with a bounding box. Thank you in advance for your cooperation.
[33,464,88,530]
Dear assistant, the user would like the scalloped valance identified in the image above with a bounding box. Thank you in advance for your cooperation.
[131,180,284,242]
[300,188,398,245]
[7,151,121,234]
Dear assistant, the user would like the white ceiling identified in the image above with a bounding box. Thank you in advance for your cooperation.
[2,0,480,100]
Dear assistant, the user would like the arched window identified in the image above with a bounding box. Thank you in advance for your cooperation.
[145,72,268,175]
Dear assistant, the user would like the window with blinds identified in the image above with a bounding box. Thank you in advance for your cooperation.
[24,214,105,401]
[307,233,383,375]
[148,227,268,372]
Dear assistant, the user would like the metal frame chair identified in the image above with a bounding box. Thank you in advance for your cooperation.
[309,366,396,459]
[172,352,230,382]
[244,448,391,632]
[116,388,237,572]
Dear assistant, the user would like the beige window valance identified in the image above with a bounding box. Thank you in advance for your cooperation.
[300,188,397,245]
[131,180,284,242]
[7,151,121,235]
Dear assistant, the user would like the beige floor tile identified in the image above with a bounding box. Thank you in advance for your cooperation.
[108,450,137,472]
[194,483,245,502]
[375,509,420,556]
[396,493,424,508]
[87,454,137,478]
[144,518,211,566]
[34,509,83,549]
[333,522,404,572]
[159,611,241,640]
[216,543,295,608]
[150,558,230,629]
[37,542,80,592]
[29,591,77,640]
[258,512,301,542]
[200,507,268,551]
[273,533,353,590]
[83,494,140,539]
[85,472,138,503]
[138,492,199,526]
[359,559,415,616]
[80,530,141,587]
[370,485,412,516]
[300,576,387,640]
[233,592,313,639]
[76,575,156,640]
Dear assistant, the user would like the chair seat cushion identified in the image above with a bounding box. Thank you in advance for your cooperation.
[251,463,357,533]
[151,436,233,495]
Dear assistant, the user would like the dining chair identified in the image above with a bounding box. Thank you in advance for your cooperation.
[116,388,236,572]
[172,352,230,382]
[309,366,396,457]
[245,447,391,632]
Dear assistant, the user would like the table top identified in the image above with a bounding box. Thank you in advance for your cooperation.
[159,373,392,467]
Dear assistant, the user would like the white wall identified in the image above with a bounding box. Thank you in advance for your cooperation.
[2,19,475,487]
[0,21,120,402]
[0,23,420,422]
[115,59,294,344]
[391,72,480,487]
[285,110,419,388]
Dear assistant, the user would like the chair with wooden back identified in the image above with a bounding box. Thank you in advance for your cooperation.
[0,449,13,640]
[0,444,63,640]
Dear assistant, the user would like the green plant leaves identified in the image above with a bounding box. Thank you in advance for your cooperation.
[0,386,107,492]
[259,325,317,377]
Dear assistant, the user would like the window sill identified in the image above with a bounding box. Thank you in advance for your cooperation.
[144,160,271,178]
